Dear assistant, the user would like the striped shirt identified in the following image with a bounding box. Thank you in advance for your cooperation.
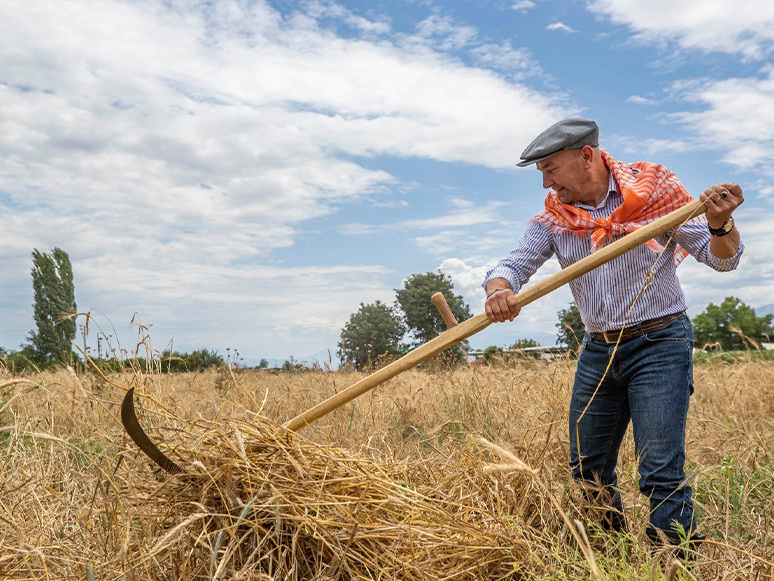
[483,173,744,333]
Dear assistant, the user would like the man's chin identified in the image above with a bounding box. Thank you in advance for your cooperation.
[556,191,573,203]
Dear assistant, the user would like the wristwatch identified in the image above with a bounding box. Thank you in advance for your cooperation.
[709,216,734,237]
[486,288,509,298]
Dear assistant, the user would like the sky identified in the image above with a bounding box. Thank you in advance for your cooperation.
[1,0,773,366]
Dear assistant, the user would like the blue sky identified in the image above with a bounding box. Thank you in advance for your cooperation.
[1,0,773,365]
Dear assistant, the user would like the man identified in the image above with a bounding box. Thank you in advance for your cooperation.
[483,118,744,548]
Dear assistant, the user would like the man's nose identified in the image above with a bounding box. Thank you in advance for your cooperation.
[542,173,553,189]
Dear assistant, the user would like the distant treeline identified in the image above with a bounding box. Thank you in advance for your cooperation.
[1,347,226,374]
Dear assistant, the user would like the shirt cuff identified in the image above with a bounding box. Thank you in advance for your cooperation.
[706,239,744,272]
[482,266,521,293]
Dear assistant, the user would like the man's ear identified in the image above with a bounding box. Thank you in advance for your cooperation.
[580,145,595,168]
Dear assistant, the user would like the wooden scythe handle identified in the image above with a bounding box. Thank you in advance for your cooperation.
[284,199,706,432]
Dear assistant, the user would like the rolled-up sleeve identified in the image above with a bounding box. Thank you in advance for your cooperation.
[674,218,744,272]
[483,221,555,292]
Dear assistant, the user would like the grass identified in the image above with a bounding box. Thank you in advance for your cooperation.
[0,355,772,579]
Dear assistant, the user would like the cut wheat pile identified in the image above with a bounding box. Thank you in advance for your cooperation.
[1,356,773,580]
[126,413,538,580]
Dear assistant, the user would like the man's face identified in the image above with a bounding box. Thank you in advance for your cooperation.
[535,149,588,204]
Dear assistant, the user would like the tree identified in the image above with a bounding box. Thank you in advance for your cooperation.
[483,345,504,363]
[556,302,584,353]
[281,356,307,373]
[692,296,773,351]
[28,248,77,365]
[395,271,472,345]
[159,348,224,372]
[511,338,540,349]
[258,358,269,369]
[338,301,406,370]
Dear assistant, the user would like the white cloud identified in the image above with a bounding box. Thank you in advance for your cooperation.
[449,198,475,209]
[305,0,391,35]
[83,262,400,359]
[668,69,774,174]
[626,95,659,105]
[639,138,692,155]
[372,199,410,208]
[750,180,774,199]
[413,228,517,256]
[471,42,541,78]
[546,22,577,33]
[511,1,536,13]
[340,200,511,236]
[0,0,572,356]
[415,14,478,50]
[414,232,464,255]
[402,201,510,229]
[588,0,774,60]
[438,257,491,304]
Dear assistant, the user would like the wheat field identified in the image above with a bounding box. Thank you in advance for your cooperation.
[0,355,772,580]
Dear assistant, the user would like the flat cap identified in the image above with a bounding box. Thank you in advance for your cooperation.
[517,118,599,167]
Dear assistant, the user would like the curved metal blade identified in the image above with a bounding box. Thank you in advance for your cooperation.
[121,387,183,474]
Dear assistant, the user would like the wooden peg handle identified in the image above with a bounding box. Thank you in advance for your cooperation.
[431,292,458,328]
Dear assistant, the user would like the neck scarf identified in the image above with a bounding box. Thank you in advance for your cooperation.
[532,150,698,265]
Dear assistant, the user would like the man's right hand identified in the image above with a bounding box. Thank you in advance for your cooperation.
[485,287,521,323]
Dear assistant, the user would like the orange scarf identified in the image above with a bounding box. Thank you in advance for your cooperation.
[532,150,698,265]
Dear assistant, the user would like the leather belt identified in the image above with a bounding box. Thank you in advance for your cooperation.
[589,312,685,344]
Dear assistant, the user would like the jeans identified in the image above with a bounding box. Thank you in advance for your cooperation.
[568,315,696,533]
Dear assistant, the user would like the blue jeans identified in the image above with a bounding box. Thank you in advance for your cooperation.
[569,315,696,533]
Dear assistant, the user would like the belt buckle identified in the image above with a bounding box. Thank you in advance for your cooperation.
[602,330,618,343]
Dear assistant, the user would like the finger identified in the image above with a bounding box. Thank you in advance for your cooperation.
[712,184,736,200]
[486,298,502,323]
[723,183,743,202]
[507,296,520,321]
[489,298,505,323]
[702,187,723,205]
[500,296,514,323]
[499,297,512,323]
[711,185,728,199]
[712,184,741,206]
[485,301,495,322]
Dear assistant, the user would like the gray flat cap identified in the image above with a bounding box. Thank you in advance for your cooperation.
[517,118,599,167]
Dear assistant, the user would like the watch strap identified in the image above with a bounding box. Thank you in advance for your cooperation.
[708,216,734,237]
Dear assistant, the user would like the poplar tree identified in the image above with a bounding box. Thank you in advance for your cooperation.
[28,248,77,364]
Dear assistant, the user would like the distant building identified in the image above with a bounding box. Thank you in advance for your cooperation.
[468,345,568,362]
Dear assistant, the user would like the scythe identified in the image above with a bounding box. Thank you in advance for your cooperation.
[122,199,706,471]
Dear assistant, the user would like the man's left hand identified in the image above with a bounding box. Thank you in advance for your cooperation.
[700,183,743,229]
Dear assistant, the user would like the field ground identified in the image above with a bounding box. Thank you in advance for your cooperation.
[1,355,773,579]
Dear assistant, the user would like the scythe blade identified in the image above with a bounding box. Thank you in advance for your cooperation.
[121,387,183,475]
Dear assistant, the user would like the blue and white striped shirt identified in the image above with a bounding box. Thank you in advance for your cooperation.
[483,174,744,333]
